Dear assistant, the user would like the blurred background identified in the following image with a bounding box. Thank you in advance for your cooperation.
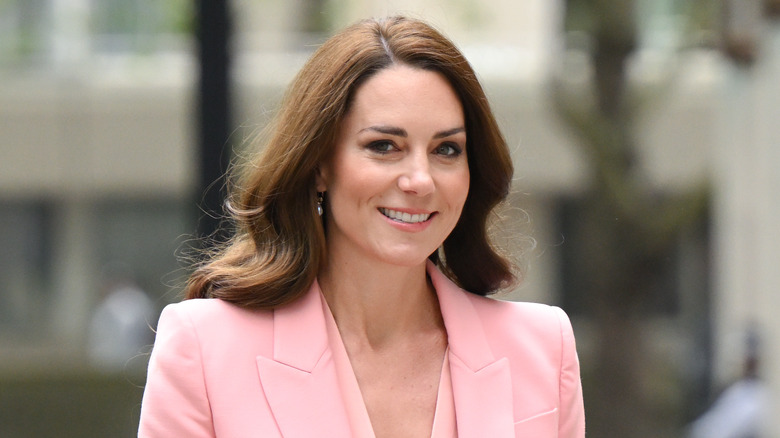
[1,0,778,436]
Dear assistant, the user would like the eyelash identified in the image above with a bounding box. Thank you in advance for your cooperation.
[366,140,396,154]
[435,142,463,157]
[366,140,463,157]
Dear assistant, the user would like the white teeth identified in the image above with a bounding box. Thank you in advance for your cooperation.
[380,208,431,224]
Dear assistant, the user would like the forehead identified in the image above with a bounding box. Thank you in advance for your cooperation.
[343,64,464,130]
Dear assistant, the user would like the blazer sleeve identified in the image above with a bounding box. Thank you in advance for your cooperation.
[138,303,216,438]
[553,306,586,437]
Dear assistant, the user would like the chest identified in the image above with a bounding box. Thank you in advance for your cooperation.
[347,337,448,437]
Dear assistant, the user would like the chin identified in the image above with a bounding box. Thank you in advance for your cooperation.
[378,251,436,268]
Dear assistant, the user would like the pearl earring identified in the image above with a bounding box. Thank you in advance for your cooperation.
[316,192,324,216]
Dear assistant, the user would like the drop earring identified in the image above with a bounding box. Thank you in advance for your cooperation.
[316,192,324,216]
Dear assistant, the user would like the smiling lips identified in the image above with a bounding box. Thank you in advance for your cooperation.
[379,207,433,224]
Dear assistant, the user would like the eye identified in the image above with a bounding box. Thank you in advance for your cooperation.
[434,142,463,157]
[366,140,397,154]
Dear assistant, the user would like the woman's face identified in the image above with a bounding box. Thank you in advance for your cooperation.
[317,64,470,268]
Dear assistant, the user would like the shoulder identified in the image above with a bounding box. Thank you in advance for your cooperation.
[154,298,275,354]
[160,297,272,326]
[141,299,279,435]
[458,292,578,378]
[428,260,574,348]
[464,292,572,339]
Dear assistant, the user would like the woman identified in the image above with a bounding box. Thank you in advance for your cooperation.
[139,16,585,437]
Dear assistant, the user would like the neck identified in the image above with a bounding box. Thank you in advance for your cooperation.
[318,255,444,349]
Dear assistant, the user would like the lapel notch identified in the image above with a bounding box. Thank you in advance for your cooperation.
[255,281,351,437]
[428,261,516,437]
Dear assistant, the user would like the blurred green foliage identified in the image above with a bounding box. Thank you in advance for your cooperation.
[90,0,193,35]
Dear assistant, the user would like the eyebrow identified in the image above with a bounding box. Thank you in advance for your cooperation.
[359,125,466,138]
[433,127,466,139]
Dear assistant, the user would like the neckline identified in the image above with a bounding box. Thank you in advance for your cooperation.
[321,292,455,437]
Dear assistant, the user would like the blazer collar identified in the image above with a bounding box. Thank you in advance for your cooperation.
[427,260,496,371]
[255,280,352,437]
[270,279,329,371]
[427,260,516,437]
[257,266,515,437]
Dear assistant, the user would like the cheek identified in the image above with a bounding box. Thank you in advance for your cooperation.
[453,170,470,209]
[439,169,470,226]
[327,163,382,207]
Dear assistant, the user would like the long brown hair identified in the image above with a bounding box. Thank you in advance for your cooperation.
[186,16,516,308]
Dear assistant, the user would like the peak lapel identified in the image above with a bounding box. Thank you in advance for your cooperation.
[255,281,351,437]
[428,261,515,437]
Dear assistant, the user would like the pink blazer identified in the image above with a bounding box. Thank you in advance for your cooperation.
[139,262,585,437]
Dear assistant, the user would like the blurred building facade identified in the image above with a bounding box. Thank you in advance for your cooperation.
[0,0,779,434]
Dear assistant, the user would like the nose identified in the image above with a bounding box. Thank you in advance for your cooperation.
[397,152,434,196]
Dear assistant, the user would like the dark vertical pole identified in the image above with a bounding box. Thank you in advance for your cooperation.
[195,0,232,242]
[721,0,761,65]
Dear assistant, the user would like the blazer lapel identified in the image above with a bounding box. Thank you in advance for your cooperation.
[257,265,516,437]
[428,261,515,437]
[255,281,351,437]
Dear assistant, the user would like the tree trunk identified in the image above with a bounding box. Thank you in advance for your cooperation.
[556,1,708,436]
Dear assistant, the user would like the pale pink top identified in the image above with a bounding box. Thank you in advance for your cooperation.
[322,295,458,438]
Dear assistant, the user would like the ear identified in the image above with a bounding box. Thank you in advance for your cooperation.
[315,165,328,192]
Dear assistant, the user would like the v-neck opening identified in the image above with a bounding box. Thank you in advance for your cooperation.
[321,292,457,437]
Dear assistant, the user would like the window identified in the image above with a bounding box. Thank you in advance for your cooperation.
[0,200,53,335]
